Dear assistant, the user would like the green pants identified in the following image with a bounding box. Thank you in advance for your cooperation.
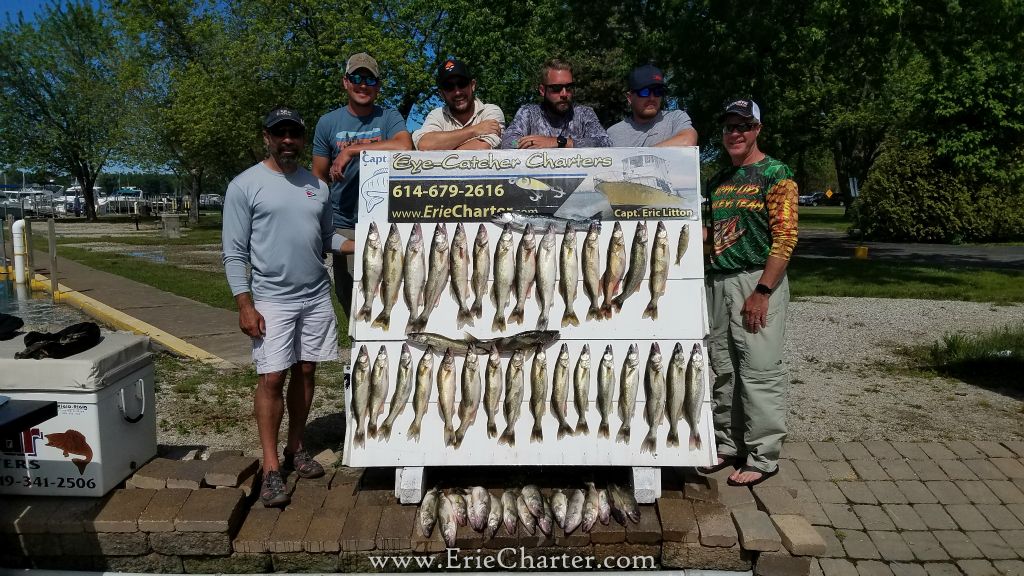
[706,269,790,473]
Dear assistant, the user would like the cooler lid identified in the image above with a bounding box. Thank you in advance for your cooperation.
[0,331,152,392]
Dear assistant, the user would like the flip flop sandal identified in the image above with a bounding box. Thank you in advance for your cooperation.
[726,465,779,487]
[697,457,738,475]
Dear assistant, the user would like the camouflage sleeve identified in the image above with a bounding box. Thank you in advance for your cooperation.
[766,178,799,260]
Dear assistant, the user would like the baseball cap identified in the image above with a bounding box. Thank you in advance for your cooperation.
[437,58,472,84]
[263,107,305,129]
[346,52,380,77]
[717,98,762,123]
[628,64,665,91]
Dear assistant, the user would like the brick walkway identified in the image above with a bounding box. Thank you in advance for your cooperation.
[2,440,1023,574]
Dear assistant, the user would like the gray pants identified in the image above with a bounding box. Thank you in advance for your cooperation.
[333,227,355,334]
[706,269,790,473]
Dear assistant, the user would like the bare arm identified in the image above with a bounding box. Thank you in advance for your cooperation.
[330,132,414,180]
[312,155,330,183]
[654,128,698,147]
[418,122,499,150]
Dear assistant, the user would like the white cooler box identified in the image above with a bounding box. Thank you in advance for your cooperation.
[0,332,156,496]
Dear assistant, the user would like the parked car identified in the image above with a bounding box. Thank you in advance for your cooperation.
[799,191,844,207]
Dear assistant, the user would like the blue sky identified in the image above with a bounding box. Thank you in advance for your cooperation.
[1,0,49,21]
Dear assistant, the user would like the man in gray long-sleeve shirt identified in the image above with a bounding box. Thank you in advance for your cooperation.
[500,58,611,150]
[222,106,344,508]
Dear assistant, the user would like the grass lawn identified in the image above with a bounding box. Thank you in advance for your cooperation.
[799,206,851,232]
[790,257,1024,304]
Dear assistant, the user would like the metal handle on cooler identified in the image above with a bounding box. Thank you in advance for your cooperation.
[119,379,146,424]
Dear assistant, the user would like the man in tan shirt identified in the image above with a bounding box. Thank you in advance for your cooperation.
[413,58,505,150]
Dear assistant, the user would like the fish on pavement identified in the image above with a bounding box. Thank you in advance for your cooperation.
[565,488,585,534]
[406,347,434,441]
[469,486,490,532]
[409,224,450,332]
[616,343,640,444]
[371,223,404,330]
[550,343,573,439]
[607,483,641,524]
[449,490,469,526]
[516,493,536,535]
[559,223,580,327]
[497,350,525,446]
[454,350,482,448]
[596,345,615,438]
[483,347,503,438]
[419,486,440,537]
[403,223,426,329]
[551,489,568,529]
[642,221,669,320]
[471,224,490,319]
[684,343,705,450]
[508,224,537,326]
[485,492,502,539]
[439,493,458,547]
[501,490,519,535]
[611,221,648,313]
[582,222,603,321]
[582,482,600,533]
[666,342,687,447]
[450,223,475,329]
[600,222,626,319]
[529,345,548,443]
[351,345,370,447]
[598,488,611,525]
[535,224,558,330]
[490,223,516,332]
[377,343,412,441]
[367,345,390,439]
[356,222,383,322]
[641,342,666,454]
[537,497,554,536]
[437,348,457,447]
[521,485,544,518]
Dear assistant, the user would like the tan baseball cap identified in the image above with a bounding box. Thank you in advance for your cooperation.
[346,53,380,77]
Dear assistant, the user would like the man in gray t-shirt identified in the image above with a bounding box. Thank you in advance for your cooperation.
[608,64,698,147]
[223,107,344,508]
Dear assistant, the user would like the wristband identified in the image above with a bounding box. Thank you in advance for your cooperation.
[755,283,773,296]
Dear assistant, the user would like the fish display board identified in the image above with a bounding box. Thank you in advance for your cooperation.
[344,148,714,468]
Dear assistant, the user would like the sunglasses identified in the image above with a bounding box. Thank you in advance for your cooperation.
[722,122,758,134]
[346,73,379,87]
[634,86,665,98]
[545,83,575,94]
[440,77,471,91]
[269,126,305,138]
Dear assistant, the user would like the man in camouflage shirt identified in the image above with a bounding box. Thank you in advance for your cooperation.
[701,98,798,487]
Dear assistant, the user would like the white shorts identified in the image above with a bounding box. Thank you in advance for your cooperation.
[252,292,339,374]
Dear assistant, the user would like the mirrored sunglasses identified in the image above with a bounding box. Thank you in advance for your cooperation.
[346,73,379,87]
[634,86,665,98]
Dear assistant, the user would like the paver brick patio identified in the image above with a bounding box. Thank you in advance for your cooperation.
[868,531,914,562]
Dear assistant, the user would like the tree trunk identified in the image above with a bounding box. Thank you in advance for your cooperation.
[188,169,202,225]
[81,174,98,221]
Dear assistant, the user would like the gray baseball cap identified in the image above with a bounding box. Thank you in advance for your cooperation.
[346,52,380,77]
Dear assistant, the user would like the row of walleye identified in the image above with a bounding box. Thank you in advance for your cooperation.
[356,218,693,334]
[350,339,705,455]
[419,483,641,546]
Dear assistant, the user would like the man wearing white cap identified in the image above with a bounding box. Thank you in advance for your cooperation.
[312,52,412,324]
[700,98,799,488]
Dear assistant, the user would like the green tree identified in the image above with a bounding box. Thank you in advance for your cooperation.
[0,3,135,220]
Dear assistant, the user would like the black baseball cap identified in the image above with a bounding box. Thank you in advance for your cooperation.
[717,98,762,123]
[437,58,472,84]
[264,107,305,129]
[628,64,666,91]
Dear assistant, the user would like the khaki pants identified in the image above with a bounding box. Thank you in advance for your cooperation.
[332,227,356,334]
[706,269,790,473]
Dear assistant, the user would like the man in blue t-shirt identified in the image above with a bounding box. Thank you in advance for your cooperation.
[312,52,412,325]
